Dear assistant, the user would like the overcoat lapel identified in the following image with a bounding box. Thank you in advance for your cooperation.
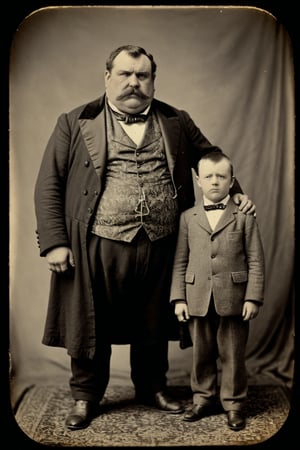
[156,111,181,177]
[79,113,107,179]
[77,97,182,181]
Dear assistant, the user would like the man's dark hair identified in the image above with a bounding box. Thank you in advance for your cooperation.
[106,45,157,78]
[198,151,234,177]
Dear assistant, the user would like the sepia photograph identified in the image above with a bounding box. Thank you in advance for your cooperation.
[9,4,295,447]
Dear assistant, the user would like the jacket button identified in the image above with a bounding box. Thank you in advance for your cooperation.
[84,160,90,167]
[211,255,215,259]
[82,189,88,195]
[87,208,93,214]
[94,191,98,196]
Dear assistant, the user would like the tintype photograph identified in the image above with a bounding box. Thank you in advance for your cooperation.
[9,4,295,447]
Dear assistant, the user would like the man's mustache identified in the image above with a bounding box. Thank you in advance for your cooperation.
[117,89,150,100]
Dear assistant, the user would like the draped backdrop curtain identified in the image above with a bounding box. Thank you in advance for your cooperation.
[9,6,294,403]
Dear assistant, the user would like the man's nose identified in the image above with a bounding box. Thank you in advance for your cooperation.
[128,74,139,87]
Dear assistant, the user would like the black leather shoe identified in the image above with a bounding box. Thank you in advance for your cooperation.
[227,410,245,431]
[183,403,214,422]
[154,391,184,414]
[65,400,99,430]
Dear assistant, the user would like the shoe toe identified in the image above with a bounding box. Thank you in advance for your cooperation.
[183,404,212,422]
[65,400,98,430]
[227,411,245,431]
[65,413,88,430]
[154,391,184,414]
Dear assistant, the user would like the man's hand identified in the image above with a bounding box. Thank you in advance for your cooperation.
[232,193,256,215]
[46,246,75,273]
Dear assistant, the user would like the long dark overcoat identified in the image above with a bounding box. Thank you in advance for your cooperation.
[34,94,240,359]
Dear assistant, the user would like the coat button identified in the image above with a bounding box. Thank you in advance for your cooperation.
[211,255,215,259]
[84,160,90,167]
[87,208,93,214]
[82,189,88,195]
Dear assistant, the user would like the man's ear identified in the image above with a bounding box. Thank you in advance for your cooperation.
[104,70,111,84]
[230,176,235,189]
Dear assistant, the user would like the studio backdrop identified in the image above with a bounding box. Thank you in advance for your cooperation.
[9,5,295,404]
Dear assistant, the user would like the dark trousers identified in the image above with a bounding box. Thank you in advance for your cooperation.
[189,300,249,412]
[70,229,177,402]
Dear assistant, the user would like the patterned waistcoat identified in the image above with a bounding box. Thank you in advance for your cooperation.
[91,107,179,242]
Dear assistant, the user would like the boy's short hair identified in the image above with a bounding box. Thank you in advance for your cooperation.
[198,151,233,177]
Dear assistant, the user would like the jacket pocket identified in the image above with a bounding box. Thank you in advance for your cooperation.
[231,271,248,283]
[185,272,195,284]
[227,231,243,241]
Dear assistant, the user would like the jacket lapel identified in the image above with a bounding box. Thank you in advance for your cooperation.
[194,199,238,234]
[194,205,213,234]
[213,200,238,234]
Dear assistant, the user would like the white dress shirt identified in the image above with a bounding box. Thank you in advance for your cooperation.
[108,100,151,146]
[203,194,230,230]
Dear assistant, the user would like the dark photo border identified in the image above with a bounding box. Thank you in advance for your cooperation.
[5,2,297,449]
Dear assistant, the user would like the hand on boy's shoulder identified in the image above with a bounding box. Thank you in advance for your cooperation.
[232,193,256,215]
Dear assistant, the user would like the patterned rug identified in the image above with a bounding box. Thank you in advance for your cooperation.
[15,384,290,447]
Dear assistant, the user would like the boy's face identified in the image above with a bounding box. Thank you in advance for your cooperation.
[196,158,234,203]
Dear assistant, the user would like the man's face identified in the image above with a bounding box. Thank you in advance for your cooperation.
[105,51,155,114]
[196,158,234,203]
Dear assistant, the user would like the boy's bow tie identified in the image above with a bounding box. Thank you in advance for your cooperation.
[204,203,226,211]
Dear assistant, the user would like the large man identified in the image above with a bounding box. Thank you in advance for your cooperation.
[34,45,255,430]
